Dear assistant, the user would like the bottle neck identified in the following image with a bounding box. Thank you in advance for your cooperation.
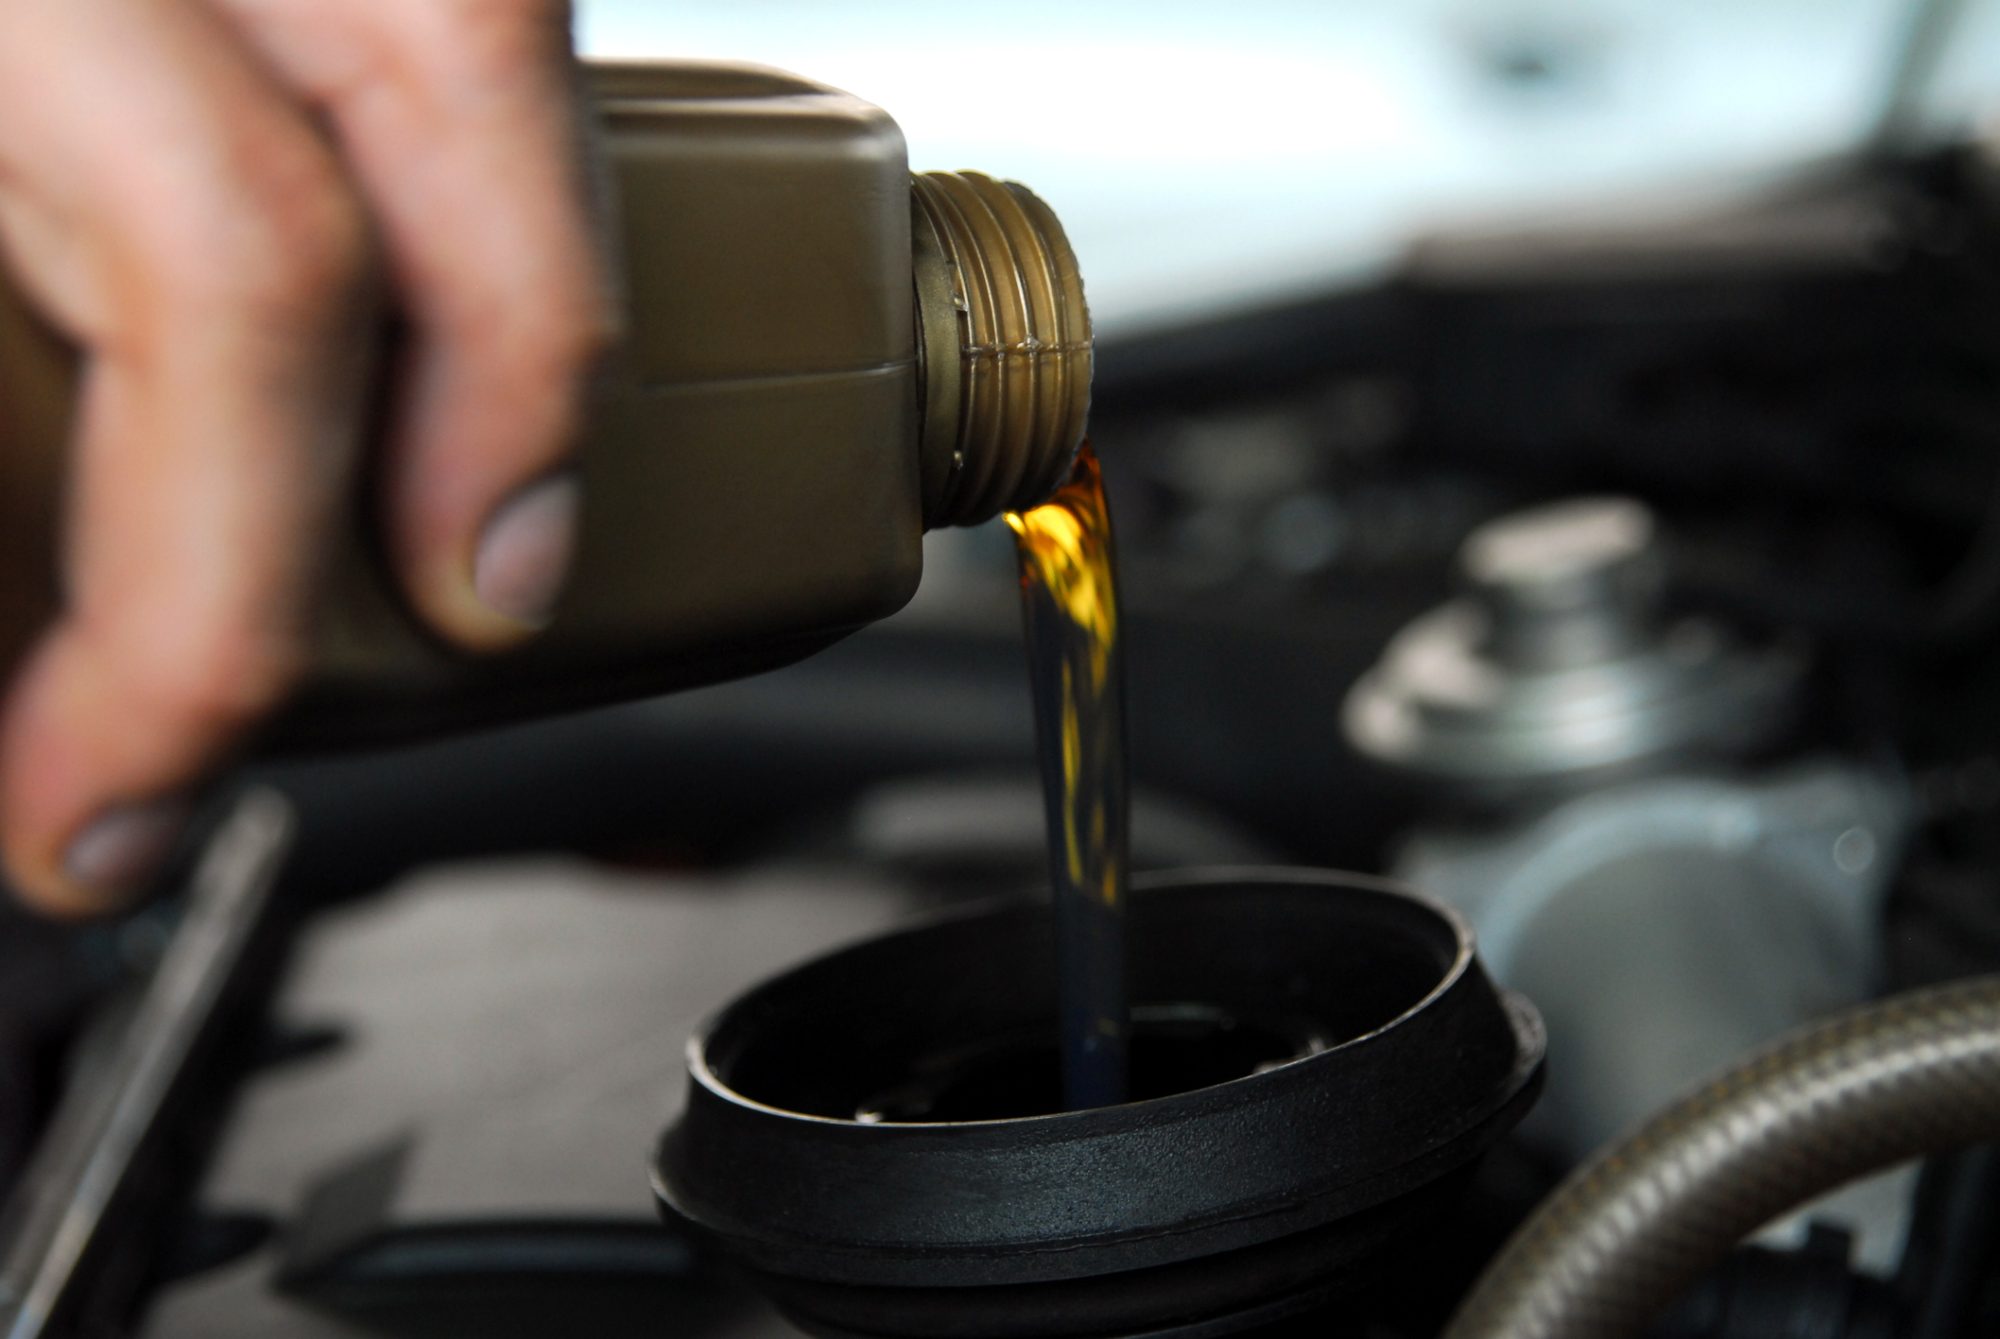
[910,171,1092,529]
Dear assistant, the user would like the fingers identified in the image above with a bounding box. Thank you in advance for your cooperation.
[0,0,606,911]
[0,0,374,913]
[212,0,615,647]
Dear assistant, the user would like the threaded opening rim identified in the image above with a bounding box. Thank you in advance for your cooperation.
[912,171,1092,528]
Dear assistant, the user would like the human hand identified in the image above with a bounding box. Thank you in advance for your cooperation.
[0,0,614,914]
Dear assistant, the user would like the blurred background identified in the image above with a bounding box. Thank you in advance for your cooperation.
[13,3,2000,1337]
[587,0,2000,332]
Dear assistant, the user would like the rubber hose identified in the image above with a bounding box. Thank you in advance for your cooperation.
[1444,975,2000,1339]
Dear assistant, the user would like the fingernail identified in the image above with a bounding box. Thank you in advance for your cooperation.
[64,798,190,899]
[473,473,580,629]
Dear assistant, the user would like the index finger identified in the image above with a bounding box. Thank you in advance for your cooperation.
[0,0,374,911]
[212,0,617,648]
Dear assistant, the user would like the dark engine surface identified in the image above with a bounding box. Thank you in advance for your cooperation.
[10,142,2000,1339]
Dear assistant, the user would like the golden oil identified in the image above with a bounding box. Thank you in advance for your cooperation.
[1005,444,1130,1108]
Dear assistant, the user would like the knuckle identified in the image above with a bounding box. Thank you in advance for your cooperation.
[232,159,371,319]
[116,621,302,736]
[160,136,371,328]
[546,295,620,378]
[447,0,573,71]
[485,293,616,401]
[487,0,575,31]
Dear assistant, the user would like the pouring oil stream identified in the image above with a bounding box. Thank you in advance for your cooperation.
[1005,444,1130,1109]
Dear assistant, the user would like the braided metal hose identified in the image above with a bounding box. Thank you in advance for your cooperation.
[1444,975,2000,1339]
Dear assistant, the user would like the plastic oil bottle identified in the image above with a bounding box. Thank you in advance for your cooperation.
[0,60,1093,746]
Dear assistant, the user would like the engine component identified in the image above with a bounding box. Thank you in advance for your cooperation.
[1443,974,2000,1339]
[1343,496,1804,797]
[0,792,295,1339]
[1396,761,1905,1163]
[1657,1226,1898,1339]
[1347,493,1915,1265]
[654,869,1544,1339]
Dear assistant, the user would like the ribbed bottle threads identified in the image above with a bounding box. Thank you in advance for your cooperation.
[911,171,1093,529]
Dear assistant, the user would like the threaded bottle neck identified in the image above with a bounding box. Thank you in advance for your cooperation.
[911,171,1092,528]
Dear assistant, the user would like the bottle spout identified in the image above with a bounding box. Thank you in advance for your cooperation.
[911,172,1092,528]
